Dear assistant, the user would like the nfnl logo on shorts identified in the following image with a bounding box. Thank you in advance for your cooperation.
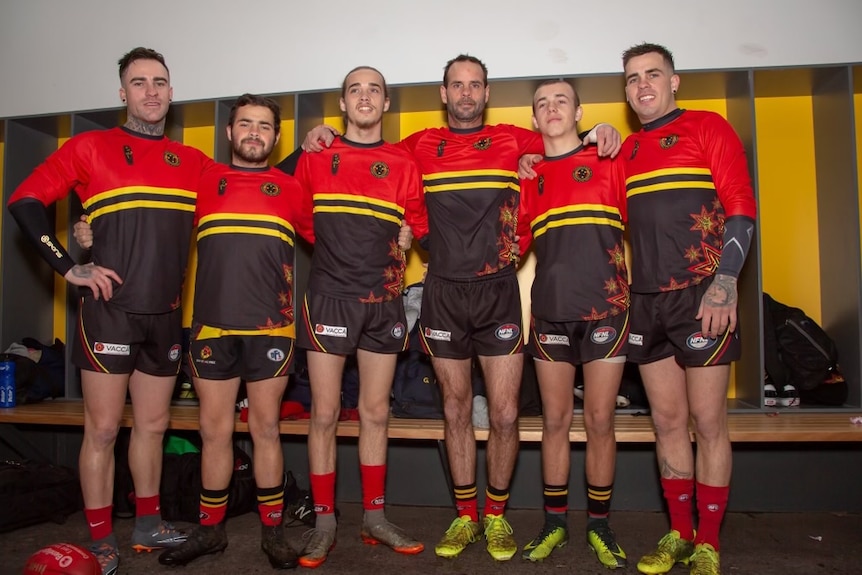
[495,323,520,341]
[314,324,348,338]
[267,348,285,362]
[93,342,130,356]
[687,332,717,350]
[391,322,405,339]
[591,326,617,345]
[539,334,570,346]
[628,333,644,346]
[168,344,182,362]
[424,327,451,342]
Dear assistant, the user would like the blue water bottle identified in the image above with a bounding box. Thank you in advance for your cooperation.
[0,354,16,408]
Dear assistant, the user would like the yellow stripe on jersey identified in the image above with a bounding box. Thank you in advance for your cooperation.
[423,169,519,194]
[625,167,715,198]
[89,199,196,220]
[198,212,294,230]
[624,167,712,185]
[196,324,295,339]
[533,216,624,240]
[314,193,402,213]
[313,205,401,225]
[531,204,624,239]
[83,186,196,209]
[197,225,296,245]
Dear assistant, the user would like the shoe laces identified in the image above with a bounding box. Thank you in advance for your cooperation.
[157,521,181,535]
[483,515,513,543]
[532,520,564,546]
[692,543,719,568]
[444,516,479,543]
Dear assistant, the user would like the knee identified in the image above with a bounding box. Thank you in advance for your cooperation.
[690,413,728,443]
[542,408,572,436]
[489,401,519,433]
[199,418,234,446]
[311,403,341,430]
[248,414,281,444]
[583,408,614,438]
[134,407,170,435]
[358,400,389,428]
[84,422,120,450]
[443,394,473,425]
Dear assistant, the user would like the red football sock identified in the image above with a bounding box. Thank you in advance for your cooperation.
[694,482,729,550]
[84,505,113,541]
[661,477,694,540]
[360,464,386,511]
[310,472,336,516]
[135,494,160,518]
[454,483,479,522]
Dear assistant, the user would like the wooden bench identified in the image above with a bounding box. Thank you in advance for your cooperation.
[2,399,861,442]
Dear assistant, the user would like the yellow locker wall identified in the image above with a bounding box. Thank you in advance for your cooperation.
[754,96,821,321]
[52,118,72,341]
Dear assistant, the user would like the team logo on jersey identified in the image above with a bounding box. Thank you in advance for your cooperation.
[538,175,545,195]
[473,137,492,150]
[331,154,340,175]
[495,323,520,341]
[315,324,348,338]
[590,326,617,345]
[261,182,281,196]
[660,134,679,149]
[573,166,593,182]
[168,344,182,362]
[123,145,134,165]
[629,141,639,160]
[94,342,130,356]
[370,161,390,178]
[424,327,451,342]
[218,178,228,195]
[686,332,717,350]
[267,348,285,362]
[391,322,405,339]
[200,346,212,359]
[539,334,570,346]
[164,151,181,166]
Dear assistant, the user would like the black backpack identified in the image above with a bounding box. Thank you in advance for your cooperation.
[390,323,444,419]
[762,293,847,405]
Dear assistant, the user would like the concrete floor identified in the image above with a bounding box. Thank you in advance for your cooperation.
[3,503,860,575]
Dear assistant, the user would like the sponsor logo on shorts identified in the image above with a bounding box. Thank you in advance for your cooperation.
[371,496,385,506]
[424,327,451,342]
[93,341,130,356]
[267,348,285,362]
[391,322,405,339]
[591,326,617,345]
[200,346,213,360]
[495,323,520,341]
[628,333,644,346]
[686,332,717,350]
[168,344,182,362]
[539,333,570,346]
[314,324,348,338]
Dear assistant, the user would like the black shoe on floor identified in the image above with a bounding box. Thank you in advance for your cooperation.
[261,523,299,569]
[158,523,228,567]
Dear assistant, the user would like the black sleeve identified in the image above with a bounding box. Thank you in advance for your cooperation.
[418,235,430,252]
[275,147,304,176]
[7,198,75,276]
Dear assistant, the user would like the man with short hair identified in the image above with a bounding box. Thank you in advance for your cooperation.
[278,66,428,569]
[8,47,204,575]
[620,43,757,575]
[518,78,630,569]
[156,93,312,570]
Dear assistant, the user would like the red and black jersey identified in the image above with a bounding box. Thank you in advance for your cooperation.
[520,145,629,321]
[620,109,757,294]
[400,124,542,280]
[192,163,312,330]
[294,136,428,303]
[9,127,208,313]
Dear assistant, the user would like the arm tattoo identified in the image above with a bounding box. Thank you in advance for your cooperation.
[703,274,738,308]
[660,458,693,480]
[124,117,166,137]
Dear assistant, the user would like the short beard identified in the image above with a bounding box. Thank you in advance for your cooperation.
[448,98,486,124]
[232,140,272,164]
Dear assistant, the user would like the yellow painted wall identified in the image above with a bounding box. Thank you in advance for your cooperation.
[856,91,862,269]
[52,117,72,341]
[755,96,821,321]
[0,123,4,273]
